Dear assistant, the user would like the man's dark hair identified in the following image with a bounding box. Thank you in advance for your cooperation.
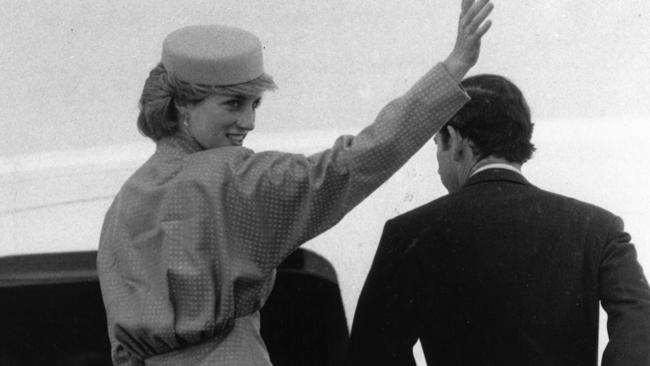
[438,74,535,164]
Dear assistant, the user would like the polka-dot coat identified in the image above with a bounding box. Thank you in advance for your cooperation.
[97,63,469,366]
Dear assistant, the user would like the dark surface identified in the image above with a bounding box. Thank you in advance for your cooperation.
[0,248,348,366]
[261,249,349,366]
[347,169,650,366]
[0,251,98,287]
[1,280,111,366]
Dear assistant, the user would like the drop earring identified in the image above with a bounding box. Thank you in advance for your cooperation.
[181,114,205,150]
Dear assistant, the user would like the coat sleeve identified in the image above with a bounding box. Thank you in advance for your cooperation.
[97,63,467,360]
[599,216,650,366]
[195,63,469,274]
[345,219,420,366]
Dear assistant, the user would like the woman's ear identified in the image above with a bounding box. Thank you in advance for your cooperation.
[174,100,196,128]
[174,100,189,116]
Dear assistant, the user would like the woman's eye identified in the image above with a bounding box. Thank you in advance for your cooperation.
[226,100,241,108]
[252,99,261,109]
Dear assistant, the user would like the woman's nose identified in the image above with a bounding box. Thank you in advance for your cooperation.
[237,107,255,131]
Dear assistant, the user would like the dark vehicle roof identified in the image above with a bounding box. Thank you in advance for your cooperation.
[0,248,338,287]
[0,248,347,366]
[0,251,98,287]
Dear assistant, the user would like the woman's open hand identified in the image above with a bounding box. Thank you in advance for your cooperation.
[443,0,494,81]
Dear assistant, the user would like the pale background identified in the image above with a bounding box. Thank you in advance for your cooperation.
[1,1,649,364]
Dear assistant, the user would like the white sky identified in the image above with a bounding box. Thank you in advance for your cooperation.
[1,0,649,155]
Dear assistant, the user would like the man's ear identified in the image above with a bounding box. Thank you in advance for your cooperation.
[447,126,466,162]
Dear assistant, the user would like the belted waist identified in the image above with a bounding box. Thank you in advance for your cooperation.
[144,312,271,366]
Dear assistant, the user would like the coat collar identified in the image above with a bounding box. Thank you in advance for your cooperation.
[156,135,204,157]
[462,168,532,189]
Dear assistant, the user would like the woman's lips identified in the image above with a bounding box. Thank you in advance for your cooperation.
[227,133,246,145]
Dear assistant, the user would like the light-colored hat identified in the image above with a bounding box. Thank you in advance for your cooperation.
[161,25,264,86]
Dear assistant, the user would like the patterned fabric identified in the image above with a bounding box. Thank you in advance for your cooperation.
[97,63,469,366]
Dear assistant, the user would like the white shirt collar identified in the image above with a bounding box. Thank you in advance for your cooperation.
[470,163,522,177]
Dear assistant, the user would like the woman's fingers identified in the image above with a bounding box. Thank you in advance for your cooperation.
[467,2,494,35]
[475,19,493,38]
[462,0,490,27]
[461,0,474,15]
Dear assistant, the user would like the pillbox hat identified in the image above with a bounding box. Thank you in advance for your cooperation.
[162,25,264,86]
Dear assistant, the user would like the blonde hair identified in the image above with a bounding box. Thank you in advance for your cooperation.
[137,63,277,141]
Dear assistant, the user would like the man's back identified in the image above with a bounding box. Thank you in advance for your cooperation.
[347,169,650,366]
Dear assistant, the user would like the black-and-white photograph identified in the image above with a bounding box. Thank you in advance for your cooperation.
[1,1,649,365]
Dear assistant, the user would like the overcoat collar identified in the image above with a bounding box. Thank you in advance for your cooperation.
[462,168,532,189]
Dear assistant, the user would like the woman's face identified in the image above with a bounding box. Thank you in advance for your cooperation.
[182,92,262,149]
